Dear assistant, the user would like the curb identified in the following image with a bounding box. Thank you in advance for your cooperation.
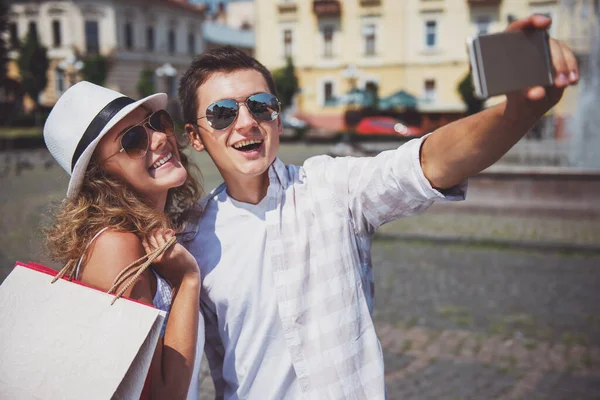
[374,232,600,254]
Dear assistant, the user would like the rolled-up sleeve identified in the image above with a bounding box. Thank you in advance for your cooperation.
[303,135,466,237]
[347,135,466,234]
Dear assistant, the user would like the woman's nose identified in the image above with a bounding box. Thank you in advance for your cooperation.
[148,126,168,151]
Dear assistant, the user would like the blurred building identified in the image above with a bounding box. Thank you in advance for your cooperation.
[201,0,255,56]
[255,0,594,133]
[5,0,206,110]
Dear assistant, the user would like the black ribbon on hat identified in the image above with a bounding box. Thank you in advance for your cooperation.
[71,96,136,171]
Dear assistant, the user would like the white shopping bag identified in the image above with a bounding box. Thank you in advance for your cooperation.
[0,262,166,400]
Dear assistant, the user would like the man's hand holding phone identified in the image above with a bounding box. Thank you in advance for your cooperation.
[468,14,579,115]
[506,15,579,107]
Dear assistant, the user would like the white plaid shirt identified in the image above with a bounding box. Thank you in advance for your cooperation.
[183,137,466,399]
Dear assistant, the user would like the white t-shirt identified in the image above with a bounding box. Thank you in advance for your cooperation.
[191,188,299,400]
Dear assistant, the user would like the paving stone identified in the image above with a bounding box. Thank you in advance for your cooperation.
[383,351,415,375]
[386,358,518,400]
[525,372,600,400]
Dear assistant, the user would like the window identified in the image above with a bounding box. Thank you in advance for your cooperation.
[124,22,133,50]
[324,81,334,105]
[475,16,490,35]
[425,20,437,48]
[85,20,100,54]
[283,29,292,58]
[323,25,334,58]
[28,21,38,40]
[55,68,65,95]
[188,32,195,55]
[52,20,62,48]
[8,22,18,48]
[424,79,436,102]
[168,29,176,54]
[363,24,376,56]
[146,26,154,52]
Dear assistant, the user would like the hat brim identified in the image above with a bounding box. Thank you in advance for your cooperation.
[66,93,168,199]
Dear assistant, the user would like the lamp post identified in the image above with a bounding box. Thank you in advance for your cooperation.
[155,63,177,97]
[341,64,362,147]
[57,54,84,88]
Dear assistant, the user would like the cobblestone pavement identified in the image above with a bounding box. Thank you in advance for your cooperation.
[196,242,600,399]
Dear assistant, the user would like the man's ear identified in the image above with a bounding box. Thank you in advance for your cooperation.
[185,123,205,152]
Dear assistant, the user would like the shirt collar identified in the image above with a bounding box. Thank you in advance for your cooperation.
[181,158,288,243]
[269,157,289,189]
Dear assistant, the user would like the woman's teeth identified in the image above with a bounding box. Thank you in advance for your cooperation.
[150,152,173,169]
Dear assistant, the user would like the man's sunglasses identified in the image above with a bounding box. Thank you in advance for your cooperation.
[105,109,175,160]
[197,92,281,130]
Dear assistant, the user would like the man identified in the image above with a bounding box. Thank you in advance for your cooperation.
[179,15,578,399]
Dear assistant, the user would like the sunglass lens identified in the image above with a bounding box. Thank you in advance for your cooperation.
[248,93,280,122]
[149,110,174,135]
[207,99,238,130]
[121,126,148,158]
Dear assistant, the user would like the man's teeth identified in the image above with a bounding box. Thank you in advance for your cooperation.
[151,152,172,169]
[233,139,263,149]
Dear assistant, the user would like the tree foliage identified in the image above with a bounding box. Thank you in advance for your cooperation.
[272,57,299,110]
[136,68,156,98]
[457,70,484,115]
[0,0,8,79]
[82,54,110,86]
[17,29,49,107]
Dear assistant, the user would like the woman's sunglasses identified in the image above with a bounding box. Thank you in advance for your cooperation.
[105,109,175,160]
[197,92,281,130]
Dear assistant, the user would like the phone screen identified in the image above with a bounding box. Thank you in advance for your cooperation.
[470,29,554,98]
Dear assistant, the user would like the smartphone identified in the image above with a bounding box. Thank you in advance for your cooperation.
[467,29,554,99]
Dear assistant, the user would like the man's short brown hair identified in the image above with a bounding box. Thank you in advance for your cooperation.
[179,46,278,125]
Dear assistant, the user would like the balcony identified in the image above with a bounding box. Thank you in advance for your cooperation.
[360,0,381,6]
[278,1,297,13]
[467,0,502,5]
[313,0,341,17]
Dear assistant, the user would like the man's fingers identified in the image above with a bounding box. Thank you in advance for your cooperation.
[550,39,570,88]
[526,86,547,101]
[561,42,580,83]
[506,14,551,32]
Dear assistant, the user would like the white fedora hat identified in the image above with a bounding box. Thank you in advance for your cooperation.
[43,81,167,198]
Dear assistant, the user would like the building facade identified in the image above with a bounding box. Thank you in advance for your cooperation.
[255,0,594,132]
[6,0,205,110]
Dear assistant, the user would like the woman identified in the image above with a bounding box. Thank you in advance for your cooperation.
[43,81,204,399]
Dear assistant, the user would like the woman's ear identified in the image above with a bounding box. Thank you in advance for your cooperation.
[185,123,205,152]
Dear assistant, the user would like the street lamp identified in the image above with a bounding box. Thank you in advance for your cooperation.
[340,64,362,147]
[155,62,177,78]
[341,64,360,92]
[58,54,84,87]
[155,63,177,97]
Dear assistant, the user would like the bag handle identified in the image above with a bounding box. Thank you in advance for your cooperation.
[52,235,177,306]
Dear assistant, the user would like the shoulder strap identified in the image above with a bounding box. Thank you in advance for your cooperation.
[74,227,111,280]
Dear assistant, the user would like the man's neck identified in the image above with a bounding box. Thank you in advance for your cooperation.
[224,171,270,205]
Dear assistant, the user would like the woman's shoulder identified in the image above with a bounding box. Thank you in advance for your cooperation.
[81,229,148,292]
[93,229,142,251]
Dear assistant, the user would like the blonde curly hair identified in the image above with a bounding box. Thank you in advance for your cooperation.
[44,137,203,273]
